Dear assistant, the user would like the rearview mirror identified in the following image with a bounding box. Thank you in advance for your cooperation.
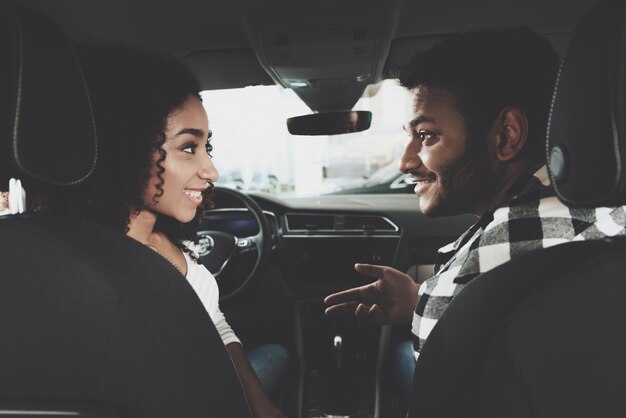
[287,111,372,136]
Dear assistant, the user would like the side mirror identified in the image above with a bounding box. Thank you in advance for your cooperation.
[287,111,372,136]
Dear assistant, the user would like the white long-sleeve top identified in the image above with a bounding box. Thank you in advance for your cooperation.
[182,251,241,346]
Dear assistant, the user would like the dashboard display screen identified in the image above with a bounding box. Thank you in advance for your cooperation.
[200,213,260,237]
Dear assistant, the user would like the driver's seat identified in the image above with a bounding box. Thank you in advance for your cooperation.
[409,1,626,417]
[0,2,251,417]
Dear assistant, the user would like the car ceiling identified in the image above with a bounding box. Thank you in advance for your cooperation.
[14,0,603,110]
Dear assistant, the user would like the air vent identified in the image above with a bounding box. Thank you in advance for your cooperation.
[342,215,396,231]
[286,214,334,231]
[274,33,289,46]
[353,29,368,41]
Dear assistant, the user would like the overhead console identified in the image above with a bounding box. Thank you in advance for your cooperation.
[243,0,399,113]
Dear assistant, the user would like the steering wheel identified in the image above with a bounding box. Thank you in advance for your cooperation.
[195,187,271,302]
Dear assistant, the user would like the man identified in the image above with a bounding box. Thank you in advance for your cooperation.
[324,27,626,376]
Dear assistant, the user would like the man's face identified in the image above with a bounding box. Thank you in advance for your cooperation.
[401,85,496,217]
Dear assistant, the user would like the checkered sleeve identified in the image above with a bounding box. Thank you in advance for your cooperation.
[412,199,626,352]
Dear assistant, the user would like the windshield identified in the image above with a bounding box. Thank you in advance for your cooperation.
[202,79,409,197]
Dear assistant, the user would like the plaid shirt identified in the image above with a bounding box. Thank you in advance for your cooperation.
[412,165,626,353]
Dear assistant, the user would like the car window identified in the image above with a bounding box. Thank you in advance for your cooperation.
[202,79,410,197]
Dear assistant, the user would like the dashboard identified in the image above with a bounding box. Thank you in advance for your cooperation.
[202,190,475,296]
[199,209,280,243]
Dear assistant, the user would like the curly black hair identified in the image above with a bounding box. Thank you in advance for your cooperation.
[395,27,559,159]
[48,44,213,252]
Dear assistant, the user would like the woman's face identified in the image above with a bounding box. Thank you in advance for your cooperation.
[143,95,218,223]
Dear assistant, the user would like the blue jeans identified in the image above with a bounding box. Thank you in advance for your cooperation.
[247,343,290,395]
[391,339,416,401]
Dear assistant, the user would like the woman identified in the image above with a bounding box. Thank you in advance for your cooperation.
[56,45,288,418]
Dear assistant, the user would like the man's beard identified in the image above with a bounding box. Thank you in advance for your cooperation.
[425,141,497,217]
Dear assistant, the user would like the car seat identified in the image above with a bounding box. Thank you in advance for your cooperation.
[408,1,626,417]
[0,2,251,417]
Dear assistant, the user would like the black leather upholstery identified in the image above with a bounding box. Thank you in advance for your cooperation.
[0,1,96,187]
[410,239,626,418]
[0,2,251,417]
[547,0,626,206]
[410,1,626,417]
[0,216,252,418]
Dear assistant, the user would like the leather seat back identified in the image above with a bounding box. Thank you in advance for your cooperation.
[0,2,251,417]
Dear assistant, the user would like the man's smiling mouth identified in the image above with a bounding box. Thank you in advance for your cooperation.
[409,172,437,195]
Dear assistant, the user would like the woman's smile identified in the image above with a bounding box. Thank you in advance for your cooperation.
[183,188,206,205]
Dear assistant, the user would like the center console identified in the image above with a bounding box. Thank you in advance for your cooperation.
[295,300,387,418]
[279,212,400,417]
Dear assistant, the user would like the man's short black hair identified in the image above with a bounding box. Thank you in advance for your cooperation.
[397,27,559,156]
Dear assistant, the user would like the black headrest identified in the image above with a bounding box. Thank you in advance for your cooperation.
[547,0,626,207]
[0,1,96,187]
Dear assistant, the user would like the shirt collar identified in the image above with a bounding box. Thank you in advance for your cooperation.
[533,165,551,187]
[437,164,550,255]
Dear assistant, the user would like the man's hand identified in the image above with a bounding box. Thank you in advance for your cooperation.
[323,263,420,325]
